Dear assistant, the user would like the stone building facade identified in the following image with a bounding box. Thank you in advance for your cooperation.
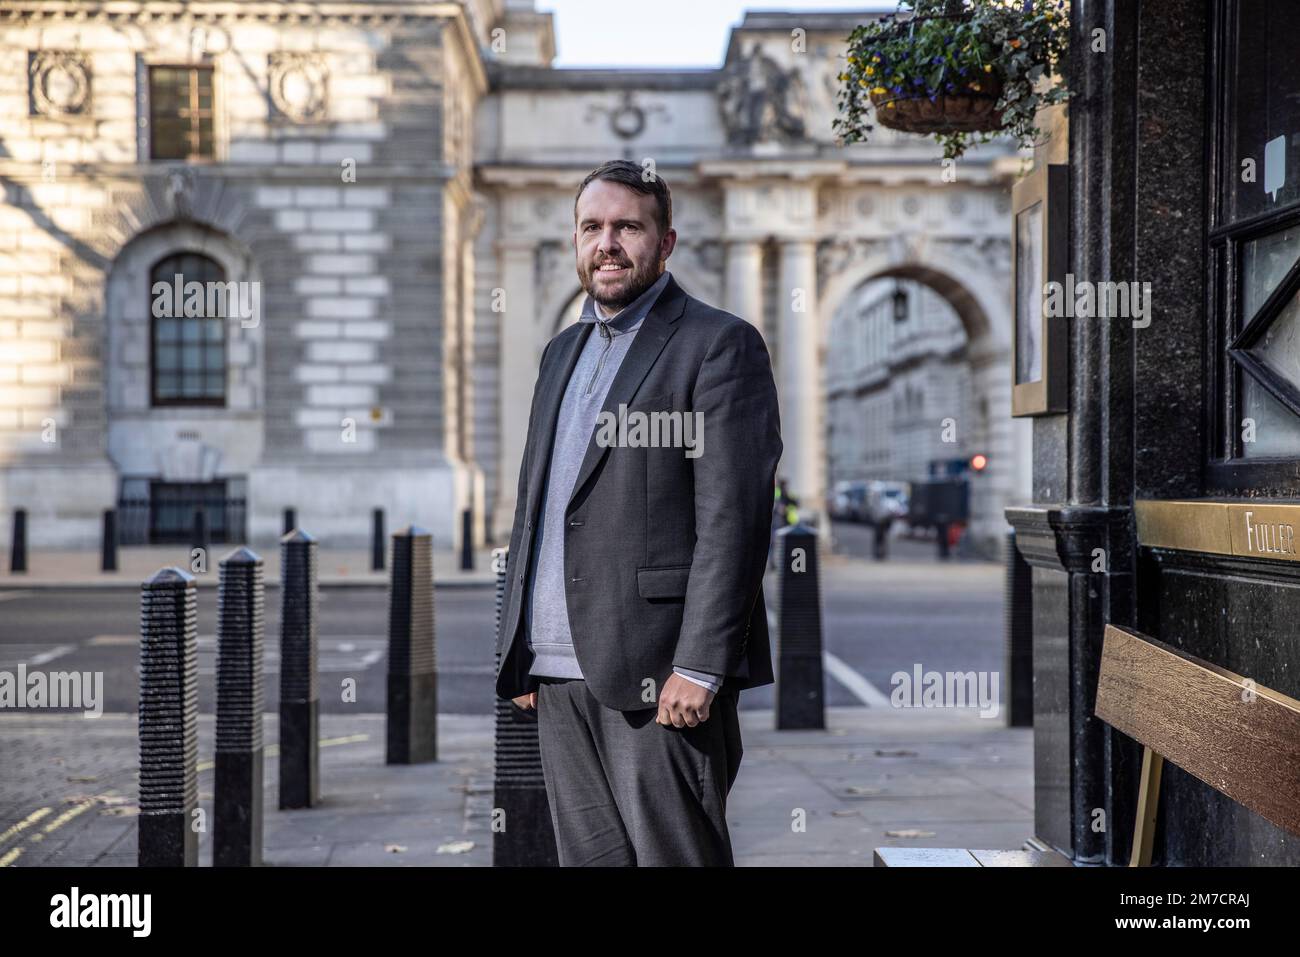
[0,0,1028,554]
[1,0,495,548]
[826,279,975,491]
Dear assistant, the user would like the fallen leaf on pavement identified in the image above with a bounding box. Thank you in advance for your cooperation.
[436,840,475,854]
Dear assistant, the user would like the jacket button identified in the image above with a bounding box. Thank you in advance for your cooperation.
[517,573,524,583]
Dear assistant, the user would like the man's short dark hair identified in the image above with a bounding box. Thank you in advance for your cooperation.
[574,160,672,236]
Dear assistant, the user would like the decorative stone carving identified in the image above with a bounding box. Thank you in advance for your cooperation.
[889,231,929,266]
[268,52,328,122]
[684,240,725,276]
[585,91,668,140]
[926,235,1011,280]
[816,239,854,289]
[717,43,807,145]
[816,237,885,290]
[166,167,196,221]
[972,235,1012,274]
[535,239,568,297]
[29,51,90,117]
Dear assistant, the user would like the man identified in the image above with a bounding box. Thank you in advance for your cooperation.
[494,160,782,866]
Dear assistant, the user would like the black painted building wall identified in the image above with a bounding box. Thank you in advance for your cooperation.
[1009,0,1300,865]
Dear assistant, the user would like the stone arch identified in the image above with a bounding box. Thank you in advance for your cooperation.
[815,238,1023,549]
[817,241,1010,362]
[90,171,252,267]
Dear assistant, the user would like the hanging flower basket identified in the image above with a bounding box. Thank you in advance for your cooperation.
[834,0,1071,160]
[869,74,1004,134]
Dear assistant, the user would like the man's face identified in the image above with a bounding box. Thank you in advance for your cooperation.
[574,179,676,311]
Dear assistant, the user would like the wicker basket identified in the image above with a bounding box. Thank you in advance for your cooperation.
[870,75,1005,134]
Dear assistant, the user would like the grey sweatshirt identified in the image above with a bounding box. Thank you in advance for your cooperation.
[523,270,720,695]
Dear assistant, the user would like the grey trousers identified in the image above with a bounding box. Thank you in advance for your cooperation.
[534,676,743,866]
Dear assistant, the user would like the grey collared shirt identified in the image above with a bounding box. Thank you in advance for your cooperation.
[523,270,721,697]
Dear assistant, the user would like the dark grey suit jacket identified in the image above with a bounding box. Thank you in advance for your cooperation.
[494,273,782,712]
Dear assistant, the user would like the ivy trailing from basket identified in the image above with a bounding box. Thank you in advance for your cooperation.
[834,0,1071,160]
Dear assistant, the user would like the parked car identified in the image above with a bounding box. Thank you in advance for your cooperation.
[830,481,869,521]
[864,481,910,526]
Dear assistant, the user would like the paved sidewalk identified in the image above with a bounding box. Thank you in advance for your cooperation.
[0,706,1032,867]
[1,546,498,589]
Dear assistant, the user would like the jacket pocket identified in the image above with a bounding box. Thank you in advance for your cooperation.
[628,390,673,413]
[636,563,692,599]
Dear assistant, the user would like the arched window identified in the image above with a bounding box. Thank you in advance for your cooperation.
[150,252,227,406]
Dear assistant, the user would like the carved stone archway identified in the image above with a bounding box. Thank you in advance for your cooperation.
[815,235,1022,546]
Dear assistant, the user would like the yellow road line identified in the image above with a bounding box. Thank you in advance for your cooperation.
[42,799,95,834]
[0,807,52,846]
[1,733,373,866]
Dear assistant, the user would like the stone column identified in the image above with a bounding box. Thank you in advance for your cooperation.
[777,239,823,517]
[725,240,765,339]
[494,241,540,540]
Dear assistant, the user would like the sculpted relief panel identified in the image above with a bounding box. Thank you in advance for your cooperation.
[29,51,91,118]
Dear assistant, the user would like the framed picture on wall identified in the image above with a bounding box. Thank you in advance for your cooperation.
[1011,162,1069,416]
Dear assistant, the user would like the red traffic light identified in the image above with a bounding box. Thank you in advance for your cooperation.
[970,453,988,472]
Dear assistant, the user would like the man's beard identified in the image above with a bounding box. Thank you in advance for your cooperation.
[579,255,662,311]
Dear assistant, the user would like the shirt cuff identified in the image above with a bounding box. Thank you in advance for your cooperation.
[673,666,721,694]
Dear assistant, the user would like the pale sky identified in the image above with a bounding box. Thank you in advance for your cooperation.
[538,1,889,69]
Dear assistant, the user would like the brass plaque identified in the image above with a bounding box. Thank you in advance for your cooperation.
[1135,500,1300,561]
[1229,504,1300,559]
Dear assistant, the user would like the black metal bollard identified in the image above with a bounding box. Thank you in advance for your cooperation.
[371,508,385,572]
[191,508,208,564]
[215,547,265,866]
[10,508,26,573]
[101,509,118,572]
[460,509,474,571]
[279,529,319,808]
[282,509,296,537]
[386,525,437,764]
[775,523,826,730]
[490,547,558,866]
[138,567,199,866]
[1004,530,1034,728]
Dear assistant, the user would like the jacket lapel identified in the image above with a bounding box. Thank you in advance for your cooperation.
[565,274,688,513]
